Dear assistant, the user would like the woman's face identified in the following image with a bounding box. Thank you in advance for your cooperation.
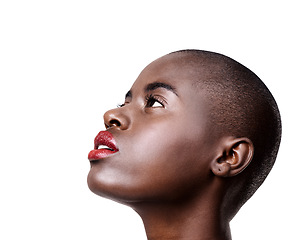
[87,55,218,204]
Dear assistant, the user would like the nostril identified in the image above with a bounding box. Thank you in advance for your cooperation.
[109,119,121,127]
[103,109,129,130]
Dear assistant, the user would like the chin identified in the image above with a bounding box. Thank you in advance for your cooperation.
[87,169,141,205]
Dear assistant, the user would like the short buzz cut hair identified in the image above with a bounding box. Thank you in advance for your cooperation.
[170,50,282,219]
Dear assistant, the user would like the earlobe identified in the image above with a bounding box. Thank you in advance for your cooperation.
[211,161,231,177]
[211,137,254,177]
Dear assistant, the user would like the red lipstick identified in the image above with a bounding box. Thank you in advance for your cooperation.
[88,131,118,161]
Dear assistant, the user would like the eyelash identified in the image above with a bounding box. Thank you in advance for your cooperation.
[117,103,125,108]
[117,94,166,108]
[144,94,165,108]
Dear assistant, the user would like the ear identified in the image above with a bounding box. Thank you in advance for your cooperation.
[210,137,254,177]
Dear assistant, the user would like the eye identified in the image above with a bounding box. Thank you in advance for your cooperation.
[147,99,163,108]
[117,100,130,108]
[117,103,125,108]
[145,94,166,108]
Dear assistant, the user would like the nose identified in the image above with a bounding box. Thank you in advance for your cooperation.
[103,107,131,130]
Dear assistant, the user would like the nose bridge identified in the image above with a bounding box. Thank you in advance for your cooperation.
[103,107,130,130]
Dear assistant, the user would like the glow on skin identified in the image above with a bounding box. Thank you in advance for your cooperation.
[88,53,256,240]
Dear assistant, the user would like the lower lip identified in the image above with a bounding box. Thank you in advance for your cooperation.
[88,149,118,161]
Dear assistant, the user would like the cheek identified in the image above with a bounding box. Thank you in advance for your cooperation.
[87,116,214,202]
[119,122,212,199]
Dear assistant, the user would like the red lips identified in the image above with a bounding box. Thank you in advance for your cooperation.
[88,131,119,161]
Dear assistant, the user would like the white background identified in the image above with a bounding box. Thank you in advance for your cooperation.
[1,1,303,239]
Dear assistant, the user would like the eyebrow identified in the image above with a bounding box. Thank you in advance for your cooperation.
[145,82,178,96]
[124,81,178,100]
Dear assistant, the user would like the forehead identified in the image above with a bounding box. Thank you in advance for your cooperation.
[131,54,205,93]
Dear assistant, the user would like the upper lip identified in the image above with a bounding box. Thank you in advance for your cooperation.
[94,131,118,152]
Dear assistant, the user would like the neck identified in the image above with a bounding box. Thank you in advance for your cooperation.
[131,184,231,240]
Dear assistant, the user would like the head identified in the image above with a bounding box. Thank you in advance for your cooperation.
[87,50,281,220]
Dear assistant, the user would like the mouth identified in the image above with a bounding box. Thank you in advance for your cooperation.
[97,144,115,151]
[88,131,119,161]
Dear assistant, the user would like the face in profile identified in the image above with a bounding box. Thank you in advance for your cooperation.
[87,50,281,240]
[87,54,219,204]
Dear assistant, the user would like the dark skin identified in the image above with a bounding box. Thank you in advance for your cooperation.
[88,53,254,240]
